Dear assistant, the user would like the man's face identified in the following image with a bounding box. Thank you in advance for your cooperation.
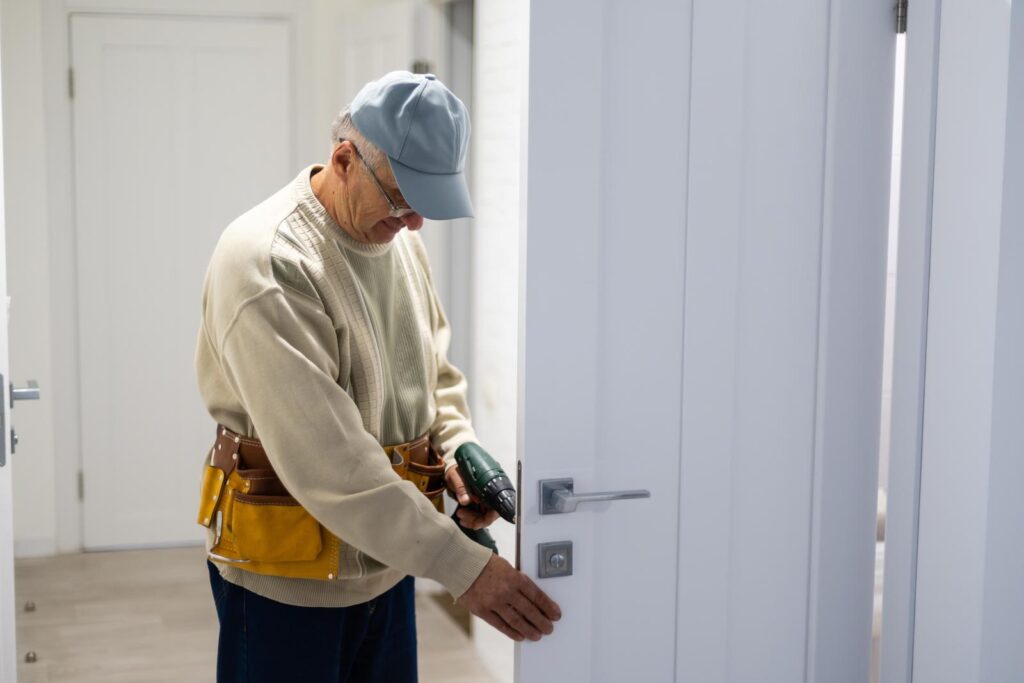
[337,143,425,244]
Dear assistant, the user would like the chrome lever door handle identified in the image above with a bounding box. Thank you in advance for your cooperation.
[10,380,40,408]
[539,478,651,515]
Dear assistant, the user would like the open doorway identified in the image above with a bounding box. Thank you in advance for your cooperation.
[871,31,907,683]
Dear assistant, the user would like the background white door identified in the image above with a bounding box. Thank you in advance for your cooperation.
[0,41,16,682]
[70,14,291,550]
[517,1,894,681]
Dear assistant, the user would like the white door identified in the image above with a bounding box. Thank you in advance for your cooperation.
[517,1,895,682]
[0,43,16,682]
[70,14,291,549]
[337,1,415,106]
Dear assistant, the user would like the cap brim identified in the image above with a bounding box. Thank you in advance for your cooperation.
[389,156,475,221]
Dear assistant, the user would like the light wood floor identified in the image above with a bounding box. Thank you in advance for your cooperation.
[14,545,498,683]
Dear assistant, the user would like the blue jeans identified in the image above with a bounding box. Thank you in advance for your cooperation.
[207,560,418,682]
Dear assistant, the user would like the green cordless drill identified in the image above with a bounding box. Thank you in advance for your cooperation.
[451,443,516,553]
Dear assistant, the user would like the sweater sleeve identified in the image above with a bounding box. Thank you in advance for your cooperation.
[217,286,492,599]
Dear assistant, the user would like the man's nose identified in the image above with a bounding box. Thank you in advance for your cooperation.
[402,213,424,230]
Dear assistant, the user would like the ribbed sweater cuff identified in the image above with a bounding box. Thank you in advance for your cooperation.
[424,526,494,601]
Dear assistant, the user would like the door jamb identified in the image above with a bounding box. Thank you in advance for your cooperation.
[879,0,942,680]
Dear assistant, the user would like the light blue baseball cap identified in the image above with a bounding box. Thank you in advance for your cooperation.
[350,71,474,221]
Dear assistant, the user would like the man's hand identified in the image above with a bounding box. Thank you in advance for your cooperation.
[457,554,562,642]
[445,465,501,530]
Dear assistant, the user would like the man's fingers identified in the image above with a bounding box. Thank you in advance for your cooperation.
[512,592,554,636]
[519,581,562,622]
[445,467,471,505]
[456,506,501,529]
[459,555,560,643]
[498,604,542,641]
[455,508,478,527]
[483,610,524,642]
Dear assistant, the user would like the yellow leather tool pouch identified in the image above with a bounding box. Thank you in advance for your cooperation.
[231,491,323,562]
[200,424,447,581]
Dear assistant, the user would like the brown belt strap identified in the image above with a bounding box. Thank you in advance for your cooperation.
[210,424,442,495]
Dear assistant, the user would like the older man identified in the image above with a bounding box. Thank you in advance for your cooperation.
[195,71,559,682]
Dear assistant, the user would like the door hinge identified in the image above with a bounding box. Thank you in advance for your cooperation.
[68,67,74,99]
[77,470,84,500]
[896,0,908,33]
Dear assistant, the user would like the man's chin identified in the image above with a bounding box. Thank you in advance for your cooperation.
[369,221,402,242]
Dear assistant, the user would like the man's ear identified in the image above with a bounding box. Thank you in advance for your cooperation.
[331,142,355,182]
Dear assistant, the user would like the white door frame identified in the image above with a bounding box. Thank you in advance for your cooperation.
[0,56,17,683]
[38,0,315,554]
[881,1,1024,680]
[878,0,940,679]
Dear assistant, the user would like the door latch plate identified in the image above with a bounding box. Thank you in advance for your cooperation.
[537,541,573,579]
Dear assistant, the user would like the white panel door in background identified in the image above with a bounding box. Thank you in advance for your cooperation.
[71,14,291,550]
[517,1,894,682]
[0,34,16,680]
[337,1,415,107]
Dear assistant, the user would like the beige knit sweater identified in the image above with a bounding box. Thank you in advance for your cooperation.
[194,165,493,608]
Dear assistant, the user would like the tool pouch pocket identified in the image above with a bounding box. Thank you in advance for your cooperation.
[197,464,226,528]
[406,458,447,514]
[229,491,323,563]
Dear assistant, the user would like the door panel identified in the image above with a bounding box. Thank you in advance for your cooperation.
[70,14,291,549]
[518,1,894,681]
[0,41,15,680]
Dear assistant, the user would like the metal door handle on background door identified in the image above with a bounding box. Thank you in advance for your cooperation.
[538,478,651,515]
[3,379,41,462]
[10,379,40,407]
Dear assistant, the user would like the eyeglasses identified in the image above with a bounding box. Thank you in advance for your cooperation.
[339,138,416,218]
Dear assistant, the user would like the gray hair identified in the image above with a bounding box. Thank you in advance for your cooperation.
[330,107,387,173]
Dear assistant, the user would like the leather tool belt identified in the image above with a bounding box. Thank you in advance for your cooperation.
[197,424,447,581]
